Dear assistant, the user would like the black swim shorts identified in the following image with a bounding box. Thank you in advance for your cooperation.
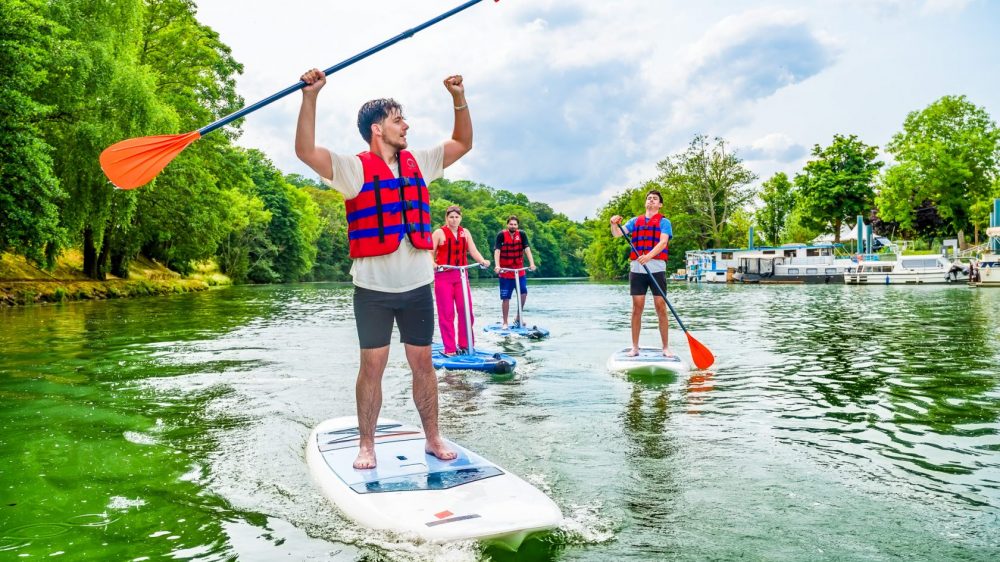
[353,284,434,349]
[629,271,668,297]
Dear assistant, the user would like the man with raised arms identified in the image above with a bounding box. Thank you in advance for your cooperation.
[295,67,472,469]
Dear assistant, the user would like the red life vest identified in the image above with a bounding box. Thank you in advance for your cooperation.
[499,229,525,279]
[344,150,433,258]
[629,214,668,261]
[435,226,468,266]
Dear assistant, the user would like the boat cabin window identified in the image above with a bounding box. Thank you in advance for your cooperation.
[788,268,800,274]
[901,258,939,269]
[806,249,820,257]
[784,250,797,257]
[763,250,775,255]
[721,252,733,259]
[806,268,818,274]
[825,268,837,274]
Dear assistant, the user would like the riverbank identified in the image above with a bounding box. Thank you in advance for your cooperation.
[0,252,230,306]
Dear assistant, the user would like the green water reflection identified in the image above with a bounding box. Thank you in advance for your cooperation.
[1,282,998,561]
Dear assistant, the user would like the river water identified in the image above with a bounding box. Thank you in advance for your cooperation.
[1,281,998,561]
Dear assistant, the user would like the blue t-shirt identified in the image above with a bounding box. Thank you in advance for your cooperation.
[624,216,672,274]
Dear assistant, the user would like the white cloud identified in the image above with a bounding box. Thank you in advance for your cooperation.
[190,0,999,220]
[742,133,807,162]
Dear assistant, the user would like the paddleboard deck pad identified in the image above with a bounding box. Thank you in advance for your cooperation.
[483,322,550,339]
[607,347,690,376]
[306,417,562,550]
[431,343,515,374]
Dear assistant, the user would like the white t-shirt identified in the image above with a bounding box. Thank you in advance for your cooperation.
[321,145,444,292]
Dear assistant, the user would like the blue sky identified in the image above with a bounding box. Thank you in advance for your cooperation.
[194,0,1000,220]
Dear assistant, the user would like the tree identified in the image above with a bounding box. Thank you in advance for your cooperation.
[36,0,174,278]
[794,134,882,242]
[755,172,795,245]
[0,0,66,266]
[244,150,320,283]
[876,95,1000,237]
[656,135,758,248]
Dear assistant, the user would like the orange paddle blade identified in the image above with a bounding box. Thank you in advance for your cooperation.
[686,331,715,370]
[99,131,201,189]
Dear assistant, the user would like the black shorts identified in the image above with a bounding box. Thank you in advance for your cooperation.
[629,271,667,297]
[353,284,434,349]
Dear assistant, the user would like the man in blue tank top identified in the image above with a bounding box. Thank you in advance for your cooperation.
[610,190,673,357]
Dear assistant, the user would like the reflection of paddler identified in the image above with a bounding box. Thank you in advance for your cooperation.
[685,371,715,414]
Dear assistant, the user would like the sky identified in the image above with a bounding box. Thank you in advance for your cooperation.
[193,0,1000,220]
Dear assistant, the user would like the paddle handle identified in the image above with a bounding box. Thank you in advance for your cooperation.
[619,225,689,333]
[198,0,490,136]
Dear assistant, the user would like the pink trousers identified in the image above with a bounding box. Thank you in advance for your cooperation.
[434,268,475,354]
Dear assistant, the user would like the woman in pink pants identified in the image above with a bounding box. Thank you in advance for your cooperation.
[432,205,491,356]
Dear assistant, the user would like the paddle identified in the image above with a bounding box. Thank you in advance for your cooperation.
[100,0,499,190]
[498,266,530,328]
[618,223,715,369]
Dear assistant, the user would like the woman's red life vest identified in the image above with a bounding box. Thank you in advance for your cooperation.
[344,150,433,258]
[629,214,668,261]
[499,229,525,279]
[435,226,468,267]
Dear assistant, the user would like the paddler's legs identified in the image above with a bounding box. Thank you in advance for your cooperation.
[629,294,645,356]
[405,343,456,461]
[352,286,397,470]
[653,294,670,354]
[354,347,389,469]
[398,284,455,461]
[516,275,527,326]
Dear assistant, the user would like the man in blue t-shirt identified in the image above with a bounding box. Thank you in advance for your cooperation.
[609,190,673,357]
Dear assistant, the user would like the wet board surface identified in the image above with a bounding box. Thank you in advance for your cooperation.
[607,347,690,376]
[306,417,562,550]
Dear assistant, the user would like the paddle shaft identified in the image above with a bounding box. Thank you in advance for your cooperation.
[499,267,528,326]
[199,0,489,136]
[618,226,690,333]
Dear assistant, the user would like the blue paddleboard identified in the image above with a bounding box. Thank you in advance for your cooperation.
[431,343,515,374]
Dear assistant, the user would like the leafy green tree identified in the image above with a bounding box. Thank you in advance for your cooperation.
[755,172,796,245]
[657,135,759,249]
[876,95,1000,238]
[37,0,175,278]
[290,175,352,281]
[0,0,66,266]
[244,151,320,283]
[794,134,882,242]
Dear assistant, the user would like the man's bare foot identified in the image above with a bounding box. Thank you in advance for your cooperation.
[425,437,458,461]
[662,347,671,357]
[353,446,376,469]
[501,324,508,330]
[626,348,640,357]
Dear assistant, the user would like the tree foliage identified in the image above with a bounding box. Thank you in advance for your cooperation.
[876,95,1000,237]
[755,172,796,245]
[794,134,883,242]
[656,135,758,249]
[0,0,66,266]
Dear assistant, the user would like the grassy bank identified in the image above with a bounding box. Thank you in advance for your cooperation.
[0,252,230,306]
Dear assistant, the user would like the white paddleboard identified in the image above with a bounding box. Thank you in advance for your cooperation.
[306,416,562,550]
[607,347,690,376]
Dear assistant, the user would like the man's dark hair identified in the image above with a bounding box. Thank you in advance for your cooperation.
[357,98,403,144]
[646,190,663,204]
[506,215,519,226]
